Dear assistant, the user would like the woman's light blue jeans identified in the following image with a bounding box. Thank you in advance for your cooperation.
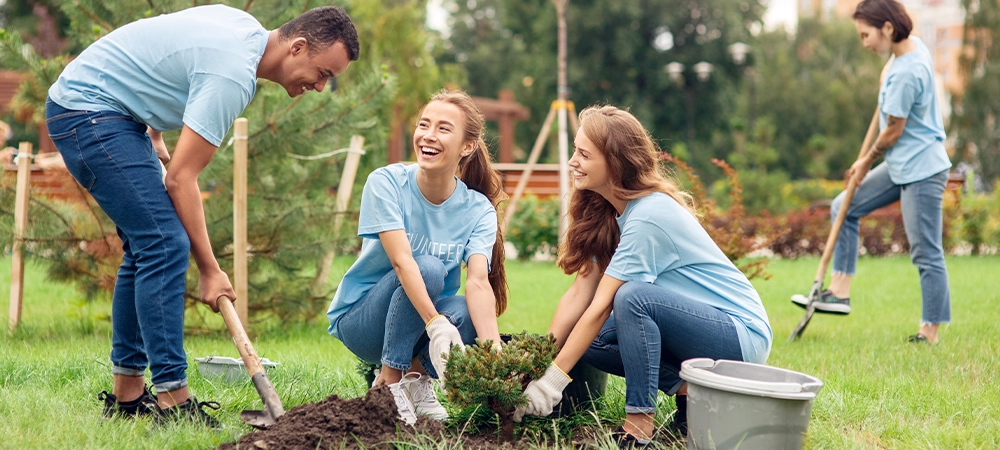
[336,255,477,378]
[580,282,744,414]
[45,100,190,393]
[831,163,951,324]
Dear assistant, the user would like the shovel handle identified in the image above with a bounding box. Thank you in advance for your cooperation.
[218,295,265,377]
[813,107,881,284]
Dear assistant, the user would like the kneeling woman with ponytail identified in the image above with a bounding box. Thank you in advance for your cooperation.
[515,106,772,446]
[327,90,508,424]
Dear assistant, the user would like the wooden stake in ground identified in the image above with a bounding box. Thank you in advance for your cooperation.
[9,142,32,332]
[311,136,366,297]
[334,136,365,231]
[233,118,249,329]
[503,0,578,242]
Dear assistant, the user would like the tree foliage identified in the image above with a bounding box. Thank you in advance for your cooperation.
[951,0,1000,190]
[436,3,886,194]
[748,18,883,181]
[435,0,763,176]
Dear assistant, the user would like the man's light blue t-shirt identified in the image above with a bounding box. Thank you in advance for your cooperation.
[48,5,267,146]
[879,36,951,184]
[327,163,498,340]
[604,192,772,364]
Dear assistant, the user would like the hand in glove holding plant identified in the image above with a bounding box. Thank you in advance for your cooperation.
[425,314,464,380]
[513,364,572,422]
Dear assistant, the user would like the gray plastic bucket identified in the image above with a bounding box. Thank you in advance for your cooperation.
[680,358,823,450]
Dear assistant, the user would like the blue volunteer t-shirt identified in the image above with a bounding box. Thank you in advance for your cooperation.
[48,5,267,146]
[878,36,951,184]
[604,192,772,364]
[327,163,498,339]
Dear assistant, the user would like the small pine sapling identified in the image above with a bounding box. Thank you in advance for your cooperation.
[444,332,559,442]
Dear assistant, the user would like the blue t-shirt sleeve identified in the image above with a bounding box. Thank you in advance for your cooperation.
[605,218,680,283]
[357,170,405,239]
[881,70,919,119]
[183,73,253,146]
[463,208,497,266]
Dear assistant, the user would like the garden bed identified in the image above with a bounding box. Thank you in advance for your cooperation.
[215,385,559,449]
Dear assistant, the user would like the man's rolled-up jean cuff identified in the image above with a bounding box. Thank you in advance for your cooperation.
[111,366,144,377]
[153,379,188,394]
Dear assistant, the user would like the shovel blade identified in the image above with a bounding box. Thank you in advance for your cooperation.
[787,280,823,342]
[787,305,816,342]
[240,409,277,430]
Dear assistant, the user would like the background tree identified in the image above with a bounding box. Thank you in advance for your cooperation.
[435,0,764,176]
[434,2,888,217]
[0,0,70,59]
[951,0,1000,191]
[748,18,882,180]
[0,0,450,322]
[704,17,883,213]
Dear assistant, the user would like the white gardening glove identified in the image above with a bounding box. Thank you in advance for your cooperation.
[513,364,572,422]
[425,314,464,381]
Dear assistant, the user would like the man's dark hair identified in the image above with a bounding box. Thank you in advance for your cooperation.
[852,0,912,42]
[279,6,360,60]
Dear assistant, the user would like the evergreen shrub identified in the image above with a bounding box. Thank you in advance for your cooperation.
[444,332,558,442]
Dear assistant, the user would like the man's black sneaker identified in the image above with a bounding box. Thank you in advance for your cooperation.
[790,290,851,314]
[98,387,155,418]
[149,396,223,429]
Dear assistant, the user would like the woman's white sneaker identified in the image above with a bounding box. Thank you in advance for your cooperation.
[401,372,449,421]
[387,381,418,425]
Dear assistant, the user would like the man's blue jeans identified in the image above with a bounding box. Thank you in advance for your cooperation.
[831,163,951,324]
[46,100,190,393]
[336,255,477,378]
[580,282,744,414]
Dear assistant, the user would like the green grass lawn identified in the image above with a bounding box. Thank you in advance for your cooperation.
[1,255,999,449]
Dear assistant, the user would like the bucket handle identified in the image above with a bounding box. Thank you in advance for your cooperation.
[800,381,824,393]
[683,366,807,394]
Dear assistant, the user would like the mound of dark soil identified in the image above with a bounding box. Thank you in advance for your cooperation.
[217,385,446,450]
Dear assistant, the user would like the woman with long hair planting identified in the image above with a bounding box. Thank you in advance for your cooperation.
[327,89,508,424]
[514,106,771,446]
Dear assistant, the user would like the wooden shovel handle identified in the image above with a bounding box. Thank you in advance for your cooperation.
[814,107,881,283]
[218,295,265,376]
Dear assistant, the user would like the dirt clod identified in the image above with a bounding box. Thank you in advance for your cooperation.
[217,385,446,450]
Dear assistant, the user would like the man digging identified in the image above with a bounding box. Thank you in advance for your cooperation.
[46,5,358,427]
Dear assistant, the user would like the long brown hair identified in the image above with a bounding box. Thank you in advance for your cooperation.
[423,89,509,316]
[557,105,695,276]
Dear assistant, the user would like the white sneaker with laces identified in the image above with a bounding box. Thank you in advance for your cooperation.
[401,372,449,421]
[387,381,418,425]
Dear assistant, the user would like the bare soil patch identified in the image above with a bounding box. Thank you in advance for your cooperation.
[217,386,446,449]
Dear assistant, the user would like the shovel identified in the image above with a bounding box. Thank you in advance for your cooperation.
[218,295,285,428]
[786,174,861,341]
[788,107,881,342]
